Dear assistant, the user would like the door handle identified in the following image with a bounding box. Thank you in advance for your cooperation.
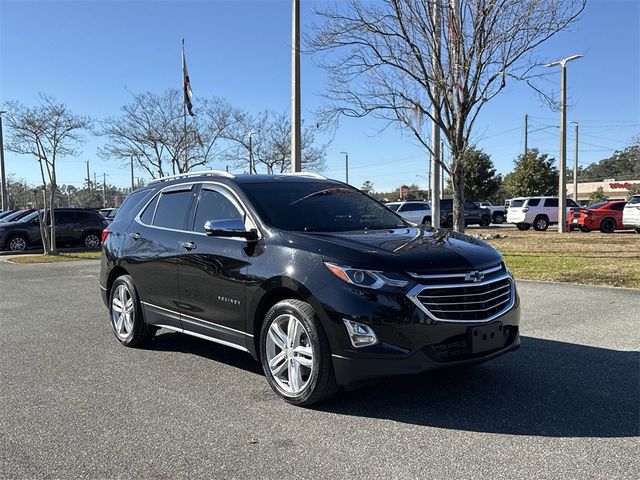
[179,241,196,250]
[130,232,141,240]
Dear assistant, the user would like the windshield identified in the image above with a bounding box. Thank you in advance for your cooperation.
[240,181,408,232]
[628,196,640,205]
[510,199,525,208]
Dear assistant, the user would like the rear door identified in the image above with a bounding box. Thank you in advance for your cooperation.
[176,183,255,349]
[543,198,559,222]
[124,184,196,329]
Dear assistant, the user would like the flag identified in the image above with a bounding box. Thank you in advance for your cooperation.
[182,39,195,116]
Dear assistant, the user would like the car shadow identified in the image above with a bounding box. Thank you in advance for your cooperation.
[318,336,639,438]
[143,332,638,438]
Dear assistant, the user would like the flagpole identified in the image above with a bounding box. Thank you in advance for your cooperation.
[182,38,188,172]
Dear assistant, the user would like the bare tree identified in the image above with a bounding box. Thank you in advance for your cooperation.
[3,94,92,254]
[221,110,327,174]
[100,90,228,178]
[310,0,585,231]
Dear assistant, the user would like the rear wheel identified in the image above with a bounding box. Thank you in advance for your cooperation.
[260,299,338,406]
[82,232,101,248]
[599,218,616,233]
[533,215,549,231]
[109,275,155,347]
[516,223,531,231]
[6,234,28,252]
[479,215,491,227]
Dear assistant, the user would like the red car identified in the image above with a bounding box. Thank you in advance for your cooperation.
[568,201,627,233]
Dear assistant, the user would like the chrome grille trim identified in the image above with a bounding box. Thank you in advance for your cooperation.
[420,290,510,306]
[408,264,503,279]
[407,273,515,323]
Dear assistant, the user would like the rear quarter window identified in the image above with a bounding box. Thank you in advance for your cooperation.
[116,189,156,222]
[628,196,640,205]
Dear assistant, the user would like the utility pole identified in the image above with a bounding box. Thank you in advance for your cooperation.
[572,121,579,202]
[86,160,90,188]
[103,173,107,208]
[130,156,135,192]
[94,172,97,191]
[546,54,583,233]
[524,114,528,156]
[291,0,302,172]
[430,0,441,227]
[0,111,7,211]
[248,131,255,174]
[340,152,349,184]
[441,140,445,197]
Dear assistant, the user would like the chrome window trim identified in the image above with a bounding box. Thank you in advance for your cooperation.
[408,264,503,279]
[133,180,262,241]
[141,301,253,337]
[407,273,515,324]
[154,324,249,353]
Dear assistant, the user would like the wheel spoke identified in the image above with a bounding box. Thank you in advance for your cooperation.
[268,323,287,350]
[125,298,134,313]
[115,313,125,333]
[293,346,313,368]
[268,351,287,376]
[112,298,123,314]
[286,317,299,347]
[288,358,301,392]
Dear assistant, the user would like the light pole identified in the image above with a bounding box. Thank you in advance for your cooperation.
[570,121,579,203]
[248,131,256,174]
[340,152,349,184]
[545,54,583,232]
[291,0,302,172]
[0,111,7,211]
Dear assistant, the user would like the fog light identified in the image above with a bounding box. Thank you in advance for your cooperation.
[343,319,378,348]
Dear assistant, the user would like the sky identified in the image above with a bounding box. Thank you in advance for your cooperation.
[1,0,638,192]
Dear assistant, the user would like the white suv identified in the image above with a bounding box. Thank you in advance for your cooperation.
[385,201,431,225]
[622,195,640,233]
[507,196,580,231]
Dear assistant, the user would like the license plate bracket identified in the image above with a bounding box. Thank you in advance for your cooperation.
[468,322,505,354]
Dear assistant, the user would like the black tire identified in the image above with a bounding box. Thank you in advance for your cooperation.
[422,216,432,226]
[82,231,101,249]
[109,275,155,347]
[516,223,531,231]
[533,215,549,231]
[599,218,616,234]
[6,234,28,252]
[260,299,338,406]
[493,212,505,224]
[479,215,491,227]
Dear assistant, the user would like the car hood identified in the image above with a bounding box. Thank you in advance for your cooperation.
[279,226,503,273]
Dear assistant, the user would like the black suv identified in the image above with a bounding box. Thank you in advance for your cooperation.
[100,172,520,405]
[438,199,492,228]
[0,208,107,251]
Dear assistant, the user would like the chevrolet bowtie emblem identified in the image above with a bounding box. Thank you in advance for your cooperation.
[465,271,485,282]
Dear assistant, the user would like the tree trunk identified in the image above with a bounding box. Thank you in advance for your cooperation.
[39,189,51,255]
[451,156,466,233]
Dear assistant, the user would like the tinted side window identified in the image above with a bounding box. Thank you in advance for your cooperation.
[526,198,540,207]
[153,191,192,230]
[610,203,625,211]
[440,199,453,209]
[192,189,243,232]
[464,201,476,209]
[628,196,640,205]
[567,199,579,208]
[55,211,75,224]
[140,195,159,225]
[544,198,558,208]
[402,203,427,212]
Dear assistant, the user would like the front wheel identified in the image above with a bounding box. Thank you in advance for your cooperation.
[422,216,431,227]
[6,234,28,252]
[493,212,505,224]
[599,218,616,233]
[533,216,549,231]
[260,300,338,406]
[479,215,491,227]
[109,275,155,347]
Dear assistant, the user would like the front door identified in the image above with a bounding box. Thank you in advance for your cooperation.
[176,184,255,350]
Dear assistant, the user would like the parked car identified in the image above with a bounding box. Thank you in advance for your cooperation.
[100,171,520,406]
[0,209,35,223]
[103,207,119,225]
[477,201,506,224]
[622,195,640,233]
[568,201,626,233]
[438,199,492,227]
[385,201,431,224]
[507,196,580,231]
[0,208,108,252]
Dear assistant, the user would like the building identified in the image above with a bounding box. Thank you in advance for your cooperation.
[567,179,640,204]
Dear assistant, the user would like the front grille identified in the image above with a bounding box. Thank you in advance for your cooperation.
[410,274,514,322]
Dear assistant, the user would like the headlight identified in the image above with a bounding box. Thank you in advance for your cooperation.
[324,262,408,289]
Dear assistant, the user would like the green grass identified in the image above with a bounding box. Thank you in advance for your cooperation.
[8,251,101,264]
[487,231,640,289]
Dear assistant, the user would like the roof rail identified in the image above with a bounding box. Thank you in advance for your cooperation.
[282,172,327,180]
[148,170,235,184]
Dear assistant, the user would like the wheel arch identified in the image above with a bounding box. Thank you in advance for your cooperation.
[106,265,130,300]
[3,230,31,250]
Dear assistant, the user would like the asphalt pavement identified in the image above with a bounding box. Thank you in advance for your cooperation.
[0,260,638,479]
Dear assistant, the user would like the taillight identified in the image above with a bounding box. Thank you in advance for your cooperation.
[101,229,110,245]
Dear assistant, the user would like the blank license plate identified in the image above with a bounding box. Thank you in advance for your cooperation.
[469,322,505,354]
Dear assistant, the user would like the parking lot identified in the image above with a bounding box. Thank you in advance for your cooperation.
[0,259,638,479]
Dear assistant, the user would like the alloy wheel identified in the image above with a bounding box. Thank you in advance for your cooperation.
[111,284,135,340]
[8,237,27,252]
[84,234,100,248]
[265,314,314,396]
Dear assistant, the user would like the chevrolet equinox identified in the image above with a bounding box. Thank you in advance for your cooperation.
[100,171,520,405]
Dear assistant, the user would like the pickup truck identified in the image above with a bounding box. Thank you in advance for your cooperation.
[477,201,506,224]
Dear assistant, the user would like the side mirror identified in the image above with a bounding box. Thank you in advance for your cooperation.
[204,219,258,242]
